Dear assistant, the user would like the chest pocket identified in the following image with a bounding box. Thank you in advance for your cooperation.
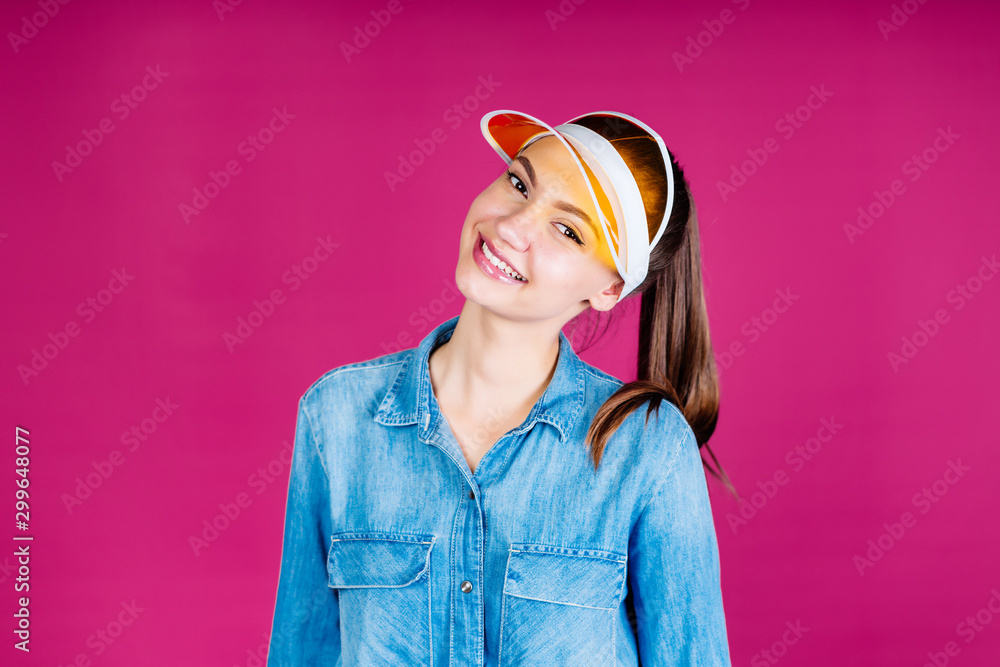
[327,532,436,666]
[498,544,627,666]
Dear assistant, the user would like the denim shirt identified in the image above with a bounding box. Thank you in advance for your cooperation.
[267,315,731,666]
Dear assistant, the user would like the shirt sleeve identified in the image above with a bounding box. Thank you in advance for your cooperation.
[267,396,341,666]
[628,417,732,666]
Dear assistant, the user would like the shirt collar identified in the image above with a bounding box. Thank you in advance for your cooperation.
[374,315,585,442]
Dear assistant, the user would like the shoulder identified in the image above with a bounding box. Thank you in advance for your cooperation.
[631,399,704,516]
[604,385,699,489]
[575,357,698,478]
[643,399,699,475]
[577,357,695,461]
[298,347,411,410]
[572,354,696,459]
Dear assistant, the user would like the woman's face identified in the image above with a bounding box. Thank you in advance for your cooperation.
[456,135,625,324]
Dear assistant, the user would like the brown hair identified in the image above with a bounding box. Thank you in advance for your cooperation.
[567,115,735,496]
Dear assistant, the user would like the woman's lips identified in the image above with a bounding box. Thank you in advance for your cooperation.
[474,231,527,284]
[481,233,523,276]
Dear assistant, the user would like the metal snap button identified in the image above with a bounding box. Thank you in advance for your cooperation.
[460,580,473,593]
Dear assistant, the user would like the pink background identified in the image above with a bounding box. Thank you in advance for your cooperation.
[3,0,998,665]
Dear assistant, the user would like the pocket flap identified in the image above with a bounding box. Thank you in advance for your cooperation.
[503,544,627,610]
[327,532,435,588]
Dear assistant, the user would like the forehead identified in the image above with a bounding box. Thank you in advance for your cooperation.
[516,135,589,192]
[519,134,572,163]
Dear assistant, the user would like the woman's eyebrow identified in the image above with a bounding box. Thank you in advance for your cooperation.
[513,155,598,237]
[513,155,537,189]
[553,201,597,237]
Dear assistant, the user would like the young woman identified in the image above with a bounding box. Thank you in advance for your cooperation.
[266,110,733,666]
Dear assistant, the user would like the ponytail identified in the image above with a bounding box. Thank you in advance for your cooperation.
[572,134,736,497]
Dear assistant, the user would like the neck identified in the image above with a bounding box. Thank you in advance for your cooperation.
[429,302,562,417]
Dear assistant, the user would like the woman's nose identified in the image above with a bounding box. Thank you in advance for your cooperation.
[494,203,543,251]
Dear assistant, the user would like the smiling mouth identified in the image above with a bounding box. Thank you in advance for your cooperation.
[479,233,526,282]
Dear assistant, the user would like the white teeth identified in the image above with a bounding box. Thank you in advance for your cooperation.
[481,240,526,281]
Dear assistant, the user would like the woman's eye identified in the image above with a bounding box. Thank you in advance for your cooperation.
[555,222,584,245]
[505,169,527,196]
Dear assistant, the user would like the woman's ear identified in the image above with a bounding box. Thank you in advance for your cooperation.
[588,277,624,312]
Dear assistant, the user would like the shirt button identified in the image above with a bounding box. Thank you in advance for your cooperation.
[468,489,475,499]
[460,580,473,593]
